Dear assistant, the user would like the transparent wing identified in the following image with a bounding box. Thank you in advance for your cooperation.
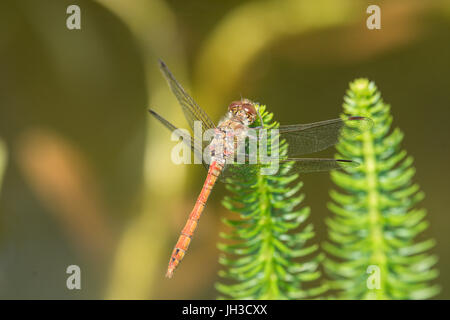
[282,158,359,173]
[278,117,373,156]
[220,163,257,182]
[148,109,209,170]
[219,157,359,181]
[159,60,216,132]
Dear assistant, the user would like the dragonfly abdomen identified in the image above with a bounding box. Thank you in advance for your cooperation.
[166,160,223,278]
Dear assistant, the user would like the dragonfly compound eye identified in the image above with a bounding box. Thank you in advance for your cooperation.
[228,101,241,113]
[228,100,257,124]
[242,103,257,124]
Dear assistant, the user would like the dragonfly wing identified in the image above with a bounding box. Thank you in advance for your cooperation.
[218,157,358,181]
[149,109,209,170]
[278,117,372,156]
[282,158,359,173]
[159,60,216,133]
[219,163,256,182]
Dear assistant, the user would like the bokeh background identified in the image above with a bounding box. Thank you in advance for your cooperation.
[0,0,449,299]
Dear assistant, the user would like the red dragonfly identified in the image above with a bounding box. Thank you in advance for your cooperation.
[149,60,372,278]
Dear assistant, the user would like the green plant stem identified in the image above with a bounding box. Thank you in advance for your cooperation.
[363,129,387,299]
[258,173,278,299]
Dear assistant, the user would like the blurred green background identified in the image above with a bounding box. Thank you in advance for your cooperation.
[0,0,449,299]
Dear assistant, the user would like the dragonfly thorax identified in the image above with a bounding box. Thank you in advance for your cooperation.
[208,118,250,164]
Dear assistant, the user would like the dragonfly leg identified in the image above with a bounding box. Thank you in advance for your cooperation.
[255,107,264,129]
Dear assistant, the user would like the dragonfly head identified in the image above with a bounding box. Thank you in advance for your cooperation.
[228,99,257,125]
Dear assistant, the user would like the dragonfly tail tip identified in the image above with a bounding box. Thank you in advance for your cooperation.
[165,270,174,279]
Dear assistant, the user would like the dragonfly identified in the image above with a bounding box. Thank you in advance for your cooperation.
[149,60,372,278]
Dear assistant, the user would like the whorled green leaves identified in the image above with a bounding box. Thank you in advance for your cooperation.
[216,105,324,299]
[323,79,440,299]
